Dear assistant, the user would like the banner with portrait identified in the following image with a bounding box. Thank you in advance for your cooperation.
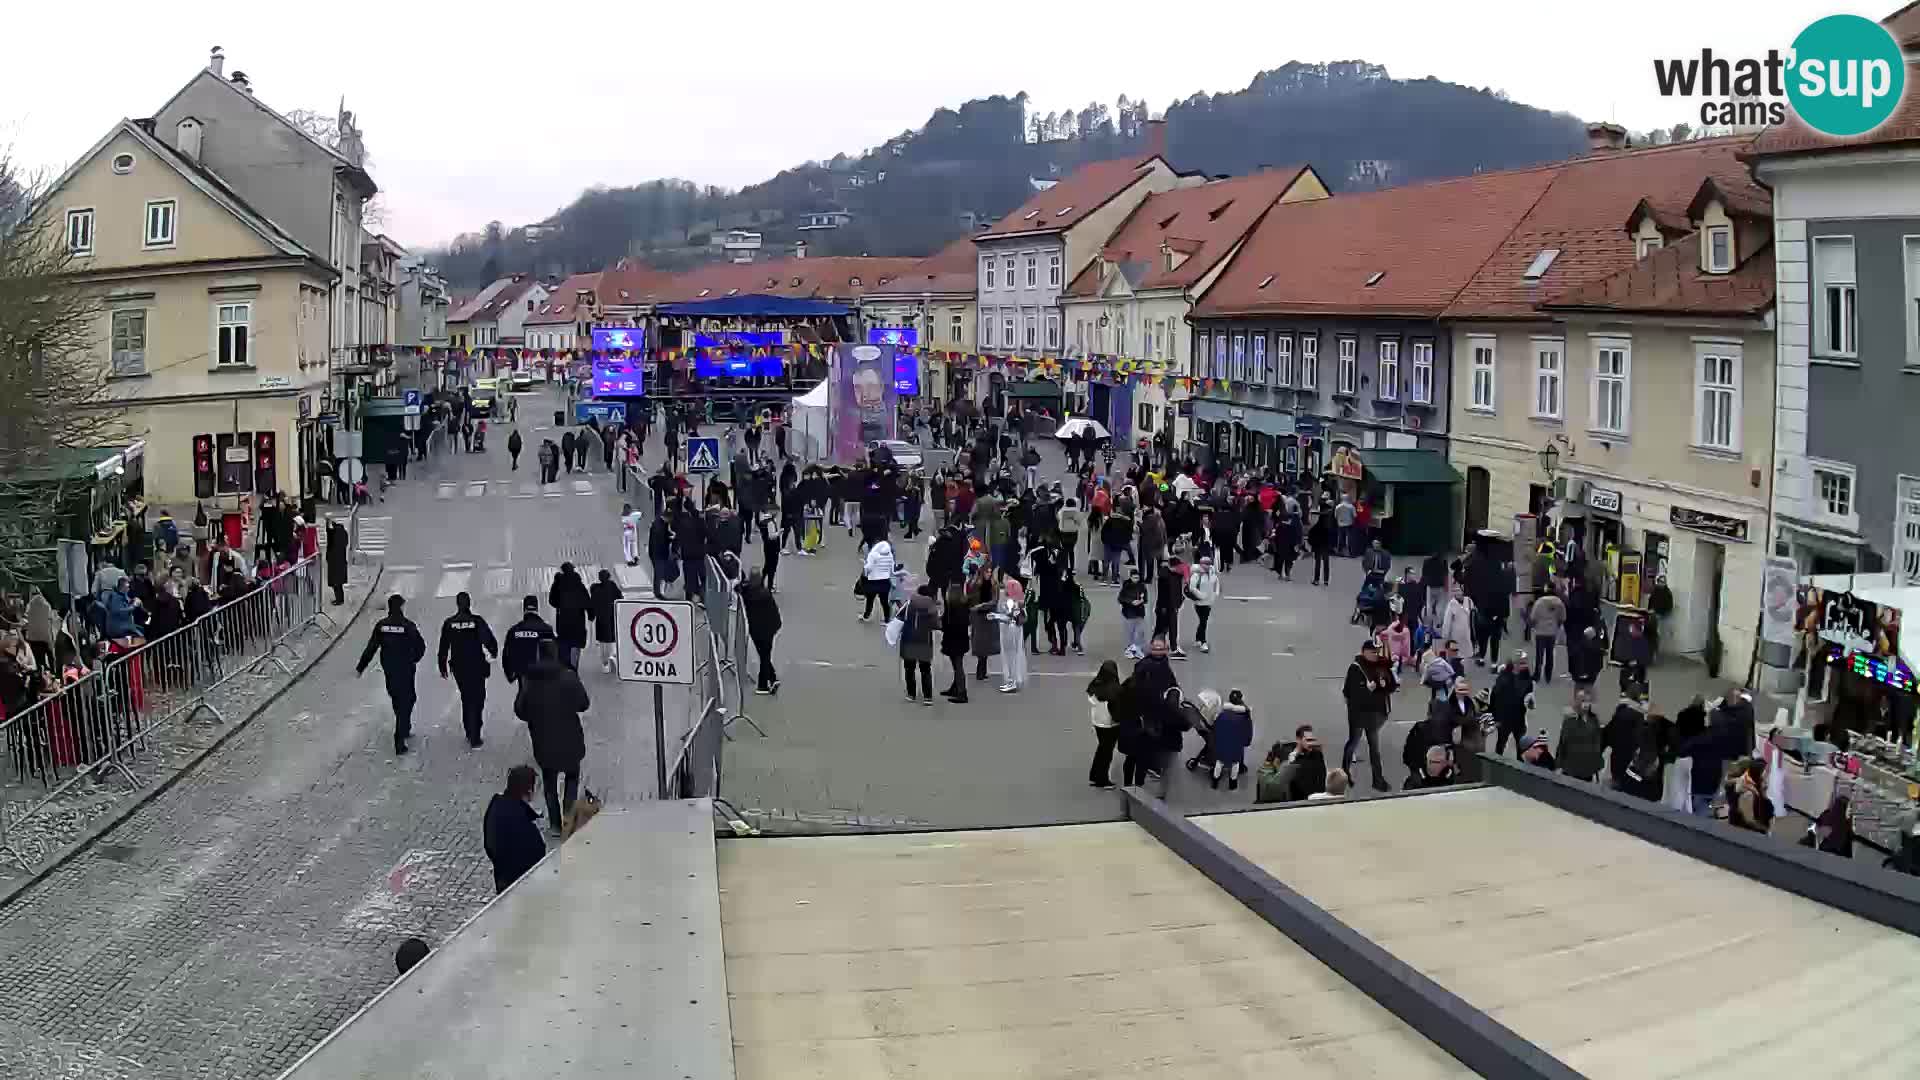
[828,344,898,463]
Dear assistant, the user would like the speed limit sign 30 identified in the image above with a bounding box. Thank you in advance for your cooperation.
[616,600,694,684]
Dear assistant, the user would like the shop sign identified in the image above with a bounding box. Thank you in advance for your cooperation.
[258,374,291,389]
[298,395,312,419]
[1330,446,1364,481]
[1815,589,1895,655]
[1669,505,1750,542]
[1586,485,1623,514]
[1294,417,1324,436]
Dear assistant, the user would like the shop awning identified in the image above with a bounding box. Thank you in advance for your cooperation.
[361,399,419,419]
[1007,379,1061,399]
[1360,449,1460,485]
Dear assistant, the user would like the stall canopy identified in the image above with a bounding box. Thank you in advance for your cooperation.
[1007,378,1062,399]
[1360,448,1460,485]
[656,295,850,318]
[788,381,830,463]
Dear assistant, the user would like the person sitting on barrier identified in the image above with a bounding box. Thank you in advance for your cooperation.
[394,937,431,975]
[482,764,546,893]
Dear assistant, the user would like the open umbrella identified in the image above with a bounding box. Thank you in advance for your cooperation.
[1054,418,1110,441]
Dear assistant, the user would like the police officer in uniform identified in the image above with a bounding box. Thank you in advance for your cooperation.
[437,591,500,748]
[502,594,557,685]
[356,594,428,754]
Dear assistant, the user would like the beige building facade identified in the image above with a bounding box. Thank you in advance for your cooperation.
[46,120,334,506]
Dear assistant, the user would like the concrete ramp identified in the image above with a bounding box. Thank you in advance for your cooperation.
[1197,788,1920,1079]
[718,822,1469,1079]
[277,801,733,1080]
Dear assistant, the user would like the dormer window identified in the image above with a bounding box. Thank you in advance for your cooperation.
[1636,235,1664,259]
[1705,226,1733,273]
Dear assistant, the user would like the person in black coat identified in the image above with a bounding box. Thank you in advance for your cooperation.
[356,594,428,754]
[547,563,591,669]
[738,569,782,694]
[438,591,500,747]
[1307,510,1334,586]
[514,640,590,833]
[325,518,350,605]
[938,585,972,702]
[674,499,708,599]
[483,764,546,893]
[502,596,556,684]
[587,569,624,674]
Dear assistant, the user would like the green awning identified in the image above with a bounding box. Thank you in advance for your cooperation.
[1006,379,1061,399]
[10,447,121,484]
[1361,449,1461,485]
[361,399,416,418]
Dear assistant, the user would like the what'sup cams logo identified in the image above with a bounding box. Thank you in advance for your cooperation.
[1654,13,1907,136]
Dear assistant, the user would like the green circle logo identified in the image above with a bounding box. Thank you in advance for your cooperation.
[1787,14,1906,137]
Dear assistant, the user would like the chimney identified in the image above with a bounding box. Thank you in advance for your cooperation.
[1144,118,1168,160]
[1585,121,1628,153]
[230,71,251,94]
[208,46,225,77]
[176,117,203,163]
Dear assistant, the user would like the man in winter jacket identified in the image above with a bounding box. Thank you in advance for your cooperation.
[514,640,591,834]
[547,563,592,670]
[1489,651,1536,756]
[438,592,500,747]
[587,569,624,674]
[1152,556,1187,659]
[1341,638,1397,791]
[1528,586,1567,682]
[483,765,546,893]
[357,594,428,754]
[737,569,782,694]
[1554,688,1606,781]
[1118,569,1150,658]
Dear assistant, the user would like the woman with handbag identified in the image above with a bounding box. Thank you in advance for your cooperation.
[897,584,938,705]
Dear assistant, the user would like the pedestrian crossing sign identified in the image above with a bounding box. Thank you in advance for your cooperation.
[686,437,721,474]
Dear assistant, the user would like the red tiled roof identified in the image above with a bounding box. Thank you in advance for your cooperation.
[1749,56,1920,158]
[474,276,540,319]
[1063,166,1319,298]
[864,235,979,297]
[448,277,517,323]
[629,257,923,306]
[1443,136,1763,319]
[526,272,602,326]
[974,155,1167,241]
[1885,1,1920,45]
[1540,232,1774,318]
[599,260,674,308]
[1194,169,1559,319]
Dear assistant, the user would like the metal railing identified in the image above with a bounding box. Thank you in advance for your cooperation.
[0,556,337,867]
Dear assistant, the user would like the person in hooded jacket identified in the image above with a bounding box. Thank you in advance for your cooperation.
[483,765,546,893]
[1210,689,1256,790]
[898,583,939,704]
[515,639,590,835]
[547,563,592,670]
[587,569,624,674]
[1185,555,1222,653]
[1555,688,1607,782]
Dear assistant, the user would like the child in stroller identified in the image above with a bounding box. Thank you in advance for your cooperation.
[1350,569,1397,630]
[1181,688,1225,773]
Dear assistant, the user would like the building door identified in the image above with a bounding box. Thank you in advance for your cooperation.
[1090,382,1112,432]
[1690,538,1726,668]
[1464,466,1491,542]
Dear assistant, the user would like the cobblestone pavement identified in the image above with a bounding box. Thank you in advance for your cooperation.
[0,566,377,886]
[0,387,674,1080]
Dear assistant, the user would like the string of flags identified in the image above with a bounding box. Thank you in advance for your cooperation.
[376,342,1226,392]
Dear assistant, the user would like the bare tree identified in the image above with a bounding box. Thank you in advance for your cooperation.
[285,108,387,231]
[0,152,129,591]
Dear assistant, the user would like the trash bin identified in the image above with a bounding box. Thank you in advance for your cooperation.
[554,409,565,427]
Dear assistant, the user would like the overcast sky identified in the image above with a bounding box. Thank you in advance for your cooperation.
[0,0,1821,251]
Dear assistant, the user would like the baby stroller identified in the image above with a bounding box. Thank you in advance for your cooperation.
[1181,689,1225,773]
[1351,569,1391,628]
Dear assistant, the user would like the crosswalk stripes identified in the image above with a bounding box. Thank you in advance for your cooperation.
[571,479,594,496]
[466,480,487,498]
[434,562,473,599]
[354,516,392,559]
[385,565,422,601]
[614,563,651,590]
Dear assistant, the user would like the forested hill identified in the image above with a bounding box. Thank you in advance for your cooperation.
[427,61,1588,289]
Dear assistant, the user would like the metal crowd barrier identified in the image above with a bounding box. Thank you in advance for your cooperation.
[0,556,336,867]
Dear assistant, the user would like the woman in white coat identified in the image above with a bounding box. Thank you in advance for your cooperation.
[1436,583,1476,658]
[860,539,896,621]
